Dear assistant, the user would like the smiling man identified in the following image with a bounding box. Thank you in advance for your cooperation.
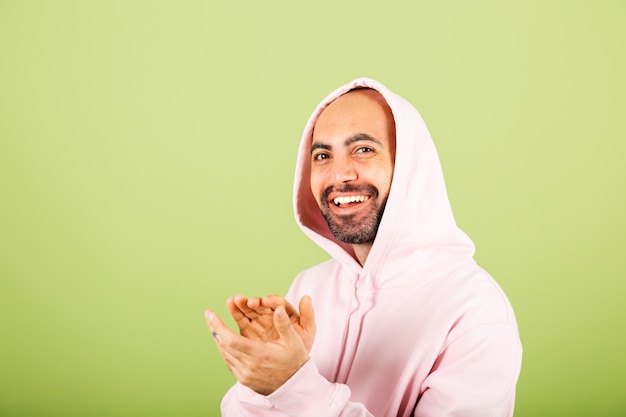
[311,88,395,263]
[206,78,522,417]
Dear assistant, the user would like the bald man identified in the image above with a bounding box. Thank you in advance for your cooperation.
[206,78,522,417]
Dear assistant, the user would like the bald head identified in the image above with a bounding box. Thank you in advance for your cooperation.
[308,89,396,261]
[313,89,396,150]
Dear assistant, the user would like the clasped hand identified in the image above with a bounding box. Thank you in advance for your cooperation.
[205,295,316,395]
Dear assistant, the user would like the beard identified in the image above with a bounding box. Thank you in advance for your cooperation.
[319,184,387,244]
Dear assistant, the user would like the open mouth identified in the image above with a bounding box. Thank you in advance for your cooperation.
[333,195,370,207]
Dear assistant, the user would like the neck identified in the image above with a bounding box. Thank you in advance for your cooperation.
[352,243,373,266]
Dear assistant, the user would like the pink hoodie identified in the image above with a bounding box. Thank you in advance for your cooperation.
[221,77,522,416]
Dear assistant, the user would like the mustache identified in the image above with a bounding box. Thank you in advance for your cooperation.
[321,184,379,202]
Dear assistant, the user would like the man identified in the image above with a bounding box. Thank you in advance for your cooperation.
[205,78,522,416]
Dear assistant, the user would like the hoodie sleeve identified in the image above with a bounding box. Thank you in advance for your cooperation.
[221,360,376,417]
[414,323,522,417]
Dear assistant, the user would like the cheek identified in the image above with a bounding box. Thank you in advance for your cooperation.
[309,172,323,201]
[377,164,394,197]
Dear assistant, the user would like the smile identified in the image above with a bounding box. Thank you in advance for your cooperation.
[333,195,370,207]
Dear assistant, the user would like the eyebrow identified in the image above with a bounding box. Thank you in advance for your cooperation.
[311,133,383,154]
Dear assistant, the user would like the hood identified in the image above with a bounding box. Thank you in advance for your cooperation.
[293,77,475,276]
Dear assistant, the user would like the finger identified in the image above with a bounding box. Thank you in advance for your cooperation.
[233,295,260,319]
[246,297,275,317]
[207,310,264,363]
[260,295,289,310]
[227,296,245,320]
[230,294,248,311]
[246,297,261,309]
[204,310,239,346]
[273,305,302,346]
[262,295,300,320]
[234,295,276,322]
[226,297,251,332]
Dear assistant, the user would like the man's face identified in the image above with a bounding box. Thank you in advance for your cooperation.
[310,89,396,244]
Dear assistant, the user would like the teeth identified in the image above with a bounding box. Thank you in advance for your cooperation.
[333,195,369,206]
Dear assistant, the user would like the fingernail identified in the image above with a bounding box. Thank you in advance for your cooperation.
[205,310,213,321]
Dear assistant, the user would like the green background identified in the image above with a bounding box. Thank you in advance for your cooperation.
[1,1,624,416]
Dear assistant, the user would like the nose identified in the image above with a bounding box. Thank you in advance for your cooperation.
[332,156,357,183]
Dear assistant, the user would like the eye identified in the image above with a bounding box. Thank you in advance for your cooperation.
[313,152,330,161]
[355,146,374,154]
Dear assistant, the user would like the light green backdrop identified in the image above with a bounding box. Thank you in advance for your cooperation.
[1,1,624,416]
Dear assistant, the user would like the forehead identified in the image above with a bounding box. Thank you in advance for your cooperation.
[312,89,395,147]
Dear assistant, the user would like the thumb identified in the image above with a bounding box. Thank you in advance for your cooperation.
[299,295,316,334]
[273,305,298,342]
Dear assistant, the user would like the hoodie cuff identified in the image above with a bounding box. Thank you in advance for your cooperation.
[229,382,276,411]
[266,360,350,416]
